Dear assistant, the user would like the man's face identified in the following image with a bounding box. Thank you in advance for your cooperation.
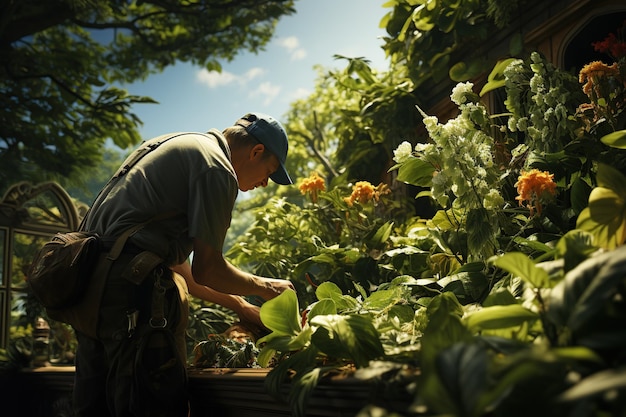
[237,144,280,191]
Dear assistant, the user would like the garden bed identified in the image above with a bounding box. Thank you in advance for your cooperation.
[2,366,411,417]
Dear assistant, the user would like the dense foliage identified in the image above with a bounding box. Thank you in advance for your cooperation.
[221,22,626,417]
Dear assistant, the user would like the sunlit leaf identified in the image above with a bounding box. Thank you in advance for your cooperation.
[395,157,435,187]
[489,252,550,288]
[600,129,626,149]
[464,305,539,332]
[362,288,402,310]
[559,367,626,401]
[480,58,518,96]
[307,299,337,321]
[259,289,301,336]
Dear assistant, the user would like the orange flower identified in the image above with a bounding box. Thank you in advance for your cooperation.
[344,181,390,207]
[578,61,619,96]
[299,172,325,203]
[515,169,557,215]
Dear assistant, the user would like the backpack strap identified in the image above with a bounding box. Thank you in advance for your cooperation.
[106,211,177,262]
[79,132,190,231]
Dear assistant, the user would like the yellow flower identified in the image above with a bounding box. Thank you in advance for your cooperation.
[299,172,325,203]
[344,181,390,207]
[515,169,557,215]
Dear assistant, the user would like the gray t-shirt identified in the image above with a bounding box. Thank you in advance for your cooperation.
[85,129,238,265]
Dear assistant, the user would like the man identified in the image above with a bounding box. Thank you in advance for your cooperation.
[74,112,295,417]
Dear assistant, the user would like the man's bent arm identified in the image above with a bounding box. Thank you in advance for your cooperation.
[189,237,294,300]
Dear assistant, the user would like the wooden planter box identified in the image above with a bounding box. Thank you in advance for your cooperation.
[1,366,411,417]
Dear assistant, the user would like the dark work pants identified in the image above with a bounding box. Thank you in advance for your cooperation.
[73,253,189,417]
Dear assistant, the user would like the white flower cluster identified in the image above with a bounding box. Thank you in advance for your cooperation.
[393,82,504,211]
[450,81,474,105]
[393,141,414,164]
[504,52,580,153]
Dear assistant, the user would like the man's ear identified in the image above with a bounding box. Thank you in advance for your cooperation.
[250,143,265,160]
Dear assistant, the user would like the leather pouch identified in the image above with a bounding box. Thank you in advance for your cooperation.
[121,251,165,285]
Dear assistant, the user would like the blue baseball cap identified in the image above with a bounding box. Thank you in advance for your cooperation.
[236,112,293,185]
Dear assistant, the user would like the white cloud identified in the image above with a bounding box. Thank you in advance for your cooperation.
[248,81,281,106]
[243,67,265,82]
[290,49,307,61]
[196,70,237,88]
[276,36,307,61]
[196,67,266,89]
[277,36,299,50]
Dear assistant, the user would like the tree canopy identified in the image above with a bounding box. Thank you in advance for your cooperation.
[0,0,295,192]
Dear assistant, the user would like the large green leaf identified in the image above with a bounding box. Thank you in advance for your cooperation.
[489,252,550,289]
[362,287,403,311]
[315,282,359,311]
[395,157,435,187]
[306,299,337,322]
[596,163,626,195]
[449,58,488,82]
[419,293,473,414]
[555,229,597,272]
[547,245,626,352]
[466,208,495,258]
[259,289,302,336]
[434,343,488,416]
[600,129,626,149]
[576,176,626,249]
[464,305,539,332]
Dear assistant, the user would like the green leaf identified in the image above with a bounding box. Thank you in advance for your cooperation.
[570,178,592,213]
[596,163,626,196]
[449,58,487,82]
[466,208,494,257]
[590,186,624,219]
[365,221,394,250]
[315,281,343,300]
[480,58,518,96]
[547,245,626,345]
[362,288,402,310]
[556,229,598,272]
[289,367,324,417]
[559,367,626,402]
[310,314,385,368]
[395,157,435,187]
[600,129,626,149]
[464,305,539,332]
[307,299,337,322]
[419,293,473,413]
[315,282,359,311]
[434,343,488,416]
[259,289,302,336]
[489,252,550,288]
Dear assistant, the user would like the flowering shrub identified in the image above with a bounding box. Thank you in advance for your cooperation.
[217,25,626,417]
[246,48,626,417]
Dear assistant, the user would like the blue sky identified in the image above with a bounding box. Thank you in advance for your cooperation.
[124,0,390,142]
